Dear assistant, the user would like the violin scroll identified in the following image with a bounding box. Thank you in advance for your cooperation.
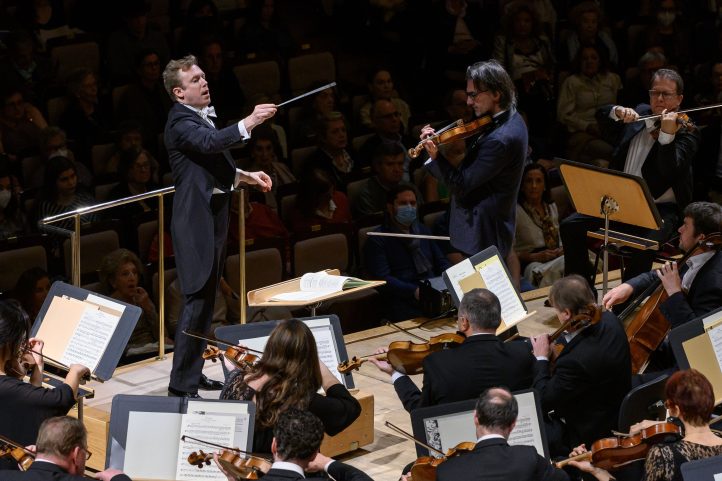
[187,450,213,468]
[409,117,493,159]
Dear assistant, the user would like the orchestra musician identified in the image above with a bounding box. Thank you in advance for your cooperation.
[433,387,568,481]
[420,59,528,260]
[370,288,535,412]
[3,416,131,481]
[162,55,276,398]
[0,300,90,470]
[216,408,373,481]
[561,68,701,289]
[569,369,722,481]
[530,275,631,457]
[604,201,722,331]
[219,319,361,454]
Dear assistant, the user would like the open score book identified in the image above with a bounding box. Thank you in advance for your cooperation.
[269,271,371,302]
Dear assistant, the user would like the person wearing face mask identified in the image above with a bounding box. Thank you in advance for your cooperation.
[363,185,450,321]
[636,0,691,73]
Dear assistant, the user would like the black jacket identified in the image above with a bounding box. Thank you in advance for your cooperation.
[2,461,131,480]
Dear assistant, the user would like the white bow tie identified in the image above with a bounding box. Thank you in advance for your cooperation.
[200,106,217,119]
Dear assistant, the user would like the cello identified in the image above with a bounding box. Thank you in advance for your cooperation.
[620,234,722,373]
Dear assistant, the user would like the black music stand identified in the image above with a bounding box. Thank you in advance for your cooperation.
[559,160,662,297]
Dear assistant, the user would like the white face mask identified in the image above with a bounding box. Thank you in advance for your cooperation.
[48,148,69,159]
[657,11,676,26]
[0,190,11,209]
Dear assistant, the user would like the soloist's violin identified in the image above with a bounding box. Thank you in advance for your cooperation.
[408,116,494,158]
[555,421,682,471]
[339,332,465,375]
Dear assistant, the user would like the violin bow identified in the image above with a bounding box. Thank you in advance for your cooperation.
[183,330,264,355]
[181,435,271,462]
[385,421,446,457]
[23,348,100,383]
[366,232,451,241]
[385,321,431,343]
[634,102,722,122]
[276,82,337,108]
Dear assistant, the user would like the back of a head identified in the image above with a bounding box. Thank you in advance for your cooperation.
[0,299,29,360]
[273,408,324,462]
[460,288,502,332]
[475,387,518,434]
[549,275,595,314]
[665,369,715,427]
[36,416,87,459]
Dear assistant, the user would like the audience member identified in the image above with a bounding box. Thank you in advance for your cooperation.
[13,0,77,51]
[177,0,225,58]
[363,185,449,321]
[12,266,50,322]
[421,140,463,203]
[291,83,337,146]
[371,288,534,410]
[290,168,351,232]
[621,50,668,107]
[105,121,147,176]
[0,85,47,163]
[238,0,296,62]
[558,1,618,71]
[247,127,295,211]
[0,164,27,240]
[220,319,361,453]
[99,248,161,357]
[556,44,620,164]
[634,0,691,73]
[0,29,54,106]
[358,99,414,181]
[514,163,564,288]
[353,142,419,218]
[32,126,93,190]
[197,38,245,127]
[359,68,412,133]
[228,188,289,245]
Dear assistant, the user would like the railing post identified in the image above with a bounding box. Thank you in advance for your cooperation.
[239,189,247,324]
[72,214,81,286]
[157,194,166,360]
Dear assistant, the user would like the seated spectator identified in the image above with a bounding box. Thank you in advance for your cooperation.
[291,83,337,146]
[0,29,54,107]
[290,168,351,232]
[177,0,225,58]
[197,38,245,127]
[514,163,564,288]
[98,248,163,356]
[634,0,691,73]
[247,126,295,211]
[558,1,618,71]
[31,126,93,189]
[105,121,151,176]
[358,99,415,181]
[364,185,450,321]
[359,67,412,133]
[0,163,27,240]
[353,142,420,218]
[115,49,173,150]
[0,85,48,163]
[621,50,667,107]
[228,190,289,245]
[303,112,364,191]
[556,44,620,164]
[108,146,159,216]
[14,0,78,51]
[12,267,51,322]
[58,68,111,169]
[237,0,297,63]
[105,0,171,86]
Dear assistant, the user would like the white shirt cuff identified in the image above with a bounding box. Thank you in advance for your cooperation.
[391,371,407,383]
[237,119,251,140]
[657,130,675,145]
[324,460,335,473]
[536,356,549,361]
[610,106,621,121]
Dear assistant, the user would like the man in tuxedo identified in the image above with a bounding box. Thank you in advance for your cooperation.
[218,408,372,481]
[371,288,535,412]
[420,59,528,260]
[162,55,276,397]
[3,416,131,481]
[531,275,631,457]
[561,68,700,288]
[435,387,568,481]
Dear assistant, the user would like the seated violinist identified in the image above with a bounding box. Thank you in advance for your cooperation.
[432,387,568,481]
[216,408,373,481]
[603,202,722,369]
[0,301,90,471]
[530,275,631,458]
[3,416,130,481]
[370,288,535,412]
[568,369,722,481]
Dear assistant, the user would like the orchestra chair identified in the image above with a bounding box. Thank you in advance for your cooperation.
[618,373,669,433]
[50,41,100,80]
[136,218,159,263]
[94,182,119,202]
[345,177,368,209]
[351,133,374,152]
[0,234,49,294]
[287,51,335,96]
[233,60,281,103]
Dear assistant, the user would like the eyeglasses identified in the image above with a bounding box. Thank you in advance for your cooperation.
[377,111,401,119]
[466,89,488,99]
[648,90,678,100]
[81,447,92,461]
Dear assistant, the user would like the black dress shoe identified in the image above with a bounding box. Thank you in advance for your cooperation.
[198,374,224,391]
[168,386,202,398]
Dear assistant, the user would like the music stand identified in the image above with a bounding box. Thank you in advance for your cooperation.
[559,160,662,297]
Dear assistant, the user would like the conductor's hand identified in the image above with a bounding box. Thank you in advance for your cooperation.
[602,283,633,310]
[614,106,639,123]
[420,125,438,160]
[244,103,277,131]
[245,171,273,192]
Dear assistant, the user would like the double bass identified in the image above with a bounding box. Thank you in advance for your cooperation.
[620,234,722,373]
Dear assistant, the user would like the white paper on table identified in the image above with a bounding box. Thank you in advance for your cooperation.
[444,258,475,302]
[708,325,722,373]
[124,412,181,479]
[60,306,119,371]
[475,256,527,324]
[177,414,235,481]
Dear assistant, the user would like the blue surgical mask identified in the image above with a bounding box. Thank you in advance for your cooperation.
[395,204,416,226]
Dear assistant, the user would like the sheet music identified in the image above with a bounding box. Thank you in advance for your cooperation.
[423,412,475,458]
[60,306,119,371]
[713,473,722,481]
[186,401,250,450]
[444,258,475,301]
[475,256,527,324]
[508,392,544,456]
[86,293,126,315]
[177,414,235,481]
[708,325,722,373]
[124,412,181,479]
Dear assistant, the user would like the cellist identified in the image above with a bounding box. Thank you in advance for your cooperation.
[604,202,722,369]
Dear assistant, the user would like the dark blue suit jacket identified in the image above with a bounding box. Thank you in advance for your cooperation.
[425,109,528,258]
[627,251,722,329]
[2,461,131,481]
[164,102,243,294]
